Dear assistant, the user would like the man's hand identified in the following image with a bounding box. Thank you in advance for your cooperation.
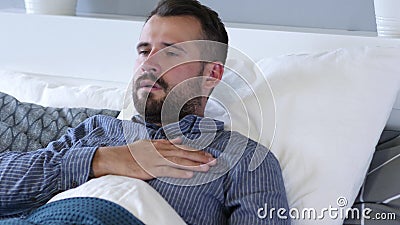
[91,138,216,180]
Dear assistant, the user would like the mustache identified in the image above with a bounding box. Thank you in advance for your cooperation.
[135,72,169,90]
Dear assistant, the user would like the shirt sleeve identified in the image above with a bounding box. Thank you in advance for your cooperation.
[226,143,290,225]
[0,118,98,218]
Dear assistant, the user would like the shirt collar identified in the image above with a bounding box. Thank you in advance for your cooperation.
[132,114,225,136]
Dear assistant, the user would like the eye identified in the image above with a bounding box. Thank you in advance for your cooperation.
[138,50,149,56]
[166,51,179,57]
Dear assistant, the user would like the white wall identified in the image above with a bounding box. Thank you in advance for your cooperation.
[0,0,377,32]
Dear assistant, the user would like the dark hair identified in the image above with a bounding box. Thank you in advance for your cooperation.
[147,0,228,63]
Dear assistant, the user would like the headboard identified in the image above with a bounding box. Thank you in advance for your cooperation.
[1,11,400,128]
[2,11,400,81]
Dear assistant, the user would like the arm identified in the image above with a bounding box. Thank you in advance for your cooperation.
[92,138,216,180]
[0,115,216,218]
[0,120,96,218]
[226,145,289,225]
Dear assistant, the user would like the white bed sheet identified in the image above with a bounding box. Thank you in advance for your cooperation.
[48,175,187,225]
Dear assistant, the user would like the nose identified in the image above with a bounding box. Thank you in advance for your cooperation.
[140,51,161,75]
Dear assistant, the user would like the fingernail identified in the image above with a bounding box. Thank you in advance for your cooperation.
[208,158,217,165]
[200,164,210,170]
[186,171,193,178]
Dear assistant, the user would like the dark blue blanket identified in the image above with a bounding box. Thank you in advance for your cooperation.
[0,197,144,225]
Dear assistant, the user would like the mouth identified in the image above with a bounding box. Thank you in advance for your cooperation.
[139,80,163,92]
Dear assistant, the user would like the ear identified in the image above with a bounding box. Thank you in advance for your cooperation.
[202,61,224,90]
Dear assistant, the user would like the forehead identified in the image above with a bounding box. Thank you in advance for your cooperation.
[140,15,203,44]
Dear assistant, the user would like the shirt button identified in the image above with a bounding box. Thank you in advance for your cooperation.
[71,181,78,188]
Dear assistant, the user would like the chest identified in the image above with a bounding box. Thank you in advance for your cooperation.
[148,177,228,225]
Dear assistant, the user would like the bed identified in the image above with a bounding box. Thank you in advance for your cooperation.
[1,11,400,225]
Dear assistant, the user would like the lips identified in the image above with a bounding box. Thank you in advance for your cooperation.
[139,80,162,91]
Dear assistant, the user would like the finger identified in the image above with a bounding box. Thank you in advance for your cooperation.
[152,138,181,145]
[152,139,170,145]
[164,156,211,172]
[206,158,217,166]
[152,139,199,152]
[151,139,184,149]
[148,140,216,165]
[159,149,215,165]
[156,144,198,153]
[173,144,200,152]
[149,139,190,151]
[169,137,182,145]
[153,167,194,179]
[152,139,200,152]
[151,139,200,153]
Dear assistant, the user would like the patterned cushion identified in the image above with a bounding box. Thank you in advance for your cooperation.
[0,92,120,153]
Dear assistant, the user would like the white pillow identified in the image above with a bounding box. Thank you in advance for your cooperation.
[207,46,400,224]
[0,70,127,110]
[48,175,187,225]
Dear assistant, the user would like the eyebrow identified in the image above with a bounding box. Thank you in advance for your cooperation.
[136,42,187,53]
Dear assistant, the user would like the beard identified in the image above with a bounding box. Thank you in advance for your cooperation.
[132,71,203,125]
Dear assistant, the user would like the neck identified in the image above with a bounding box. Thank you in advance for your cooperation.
[144,97,208,126]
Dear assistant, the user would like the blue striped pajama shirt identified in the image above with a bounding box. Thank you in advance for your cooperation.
[0,114,289,224]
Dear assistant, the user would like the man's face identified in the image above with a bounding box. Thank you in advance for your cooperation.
[132,15,206,124]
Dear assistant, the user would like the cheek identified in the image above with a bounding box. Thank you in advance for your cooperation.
[162,64,202,86]
[134,58,143,72]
